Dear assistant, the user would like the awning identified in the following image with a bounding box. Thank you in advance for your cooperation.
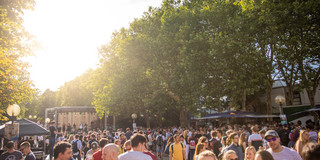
[196,111,280,120]
[0,118,50,136]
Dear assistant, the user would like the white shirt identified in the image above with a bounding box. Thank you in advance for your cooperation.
[267,146,302,160]
[118,151,152,160]
[248,133,262,142]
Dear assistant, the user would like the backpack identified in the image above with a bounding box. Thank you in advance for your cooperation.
[157,135,164,146]
[72,140,79,153]
[189,139,196,149]
[164,143,172,154]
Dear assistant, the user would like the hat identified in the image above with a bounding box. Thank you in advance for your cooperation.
[264,130,279,139]
[91,142,99,149]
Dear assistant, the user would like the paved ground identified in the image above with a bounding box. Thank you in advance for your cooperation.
[156,153,169,160]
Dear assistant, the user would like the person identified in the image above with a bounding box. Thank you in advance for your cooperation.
[244,146,256,160]
[118,133,152,160]
[301,142,320,160]
[53,141,73,160]
[220,133,244,160]
[209,130,222,158]
[254,150,274,160]
[239,133,248,153]
[183,130,190,160]
[92,138,109,160]
[124,128,133,140]
[124,140,132,152]
[295,130,310,156]
[194,143,205,160]
[198,136,209,150]
[143,143,156,160]
[0,141,23,160]
[71,135,82,160]
[49,121,57,159]
[223,150,238,160]
[248,126,263,151]
[189,132,198,160]
[101,143,119,160]
[265,130,302,160]
[114,139,124,155]
[156,131,165,160]
[86,142,99,160]
[170,134,186,160]
[20,141,36,160]
[306,125,317,143]
[288,127,299,148]
[197,150,217,160]
[147,132,153,151]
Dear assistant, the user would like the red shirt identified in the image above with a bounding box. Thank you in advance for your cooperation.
[143,151,156,160]
[92,150,102,160]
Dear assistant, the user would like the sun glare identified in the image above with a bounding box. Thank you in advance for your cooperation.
[23,0,163,92]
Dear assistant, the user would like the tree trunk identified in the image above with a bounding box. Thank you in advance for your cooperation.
[242,89,246,111]
[179,107,188,127]
[113,115,116,130]
[286,84,294,106]
[266,79,273,121]
[145,114,151,129]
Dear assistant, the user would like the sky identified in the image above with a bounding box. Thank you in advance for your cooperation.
[24,0,163,92]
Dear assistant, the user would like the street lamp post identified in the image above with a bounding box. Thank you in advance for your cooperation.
[275,95,286,115]
[6,104,20,141]
[45,118,51,128]
[7,104,21,124]
[275,95,287,124]
[131,113,137,130]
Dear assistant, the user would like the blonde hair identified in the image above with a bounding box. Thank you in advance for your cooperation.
[198,150,217,160]
[298,130,309,143]
[244,146,256,160]
[183,130,189,139]
[223,150,237,160]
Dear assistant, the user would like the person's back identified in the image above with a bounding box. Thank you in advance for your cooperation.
[118,133,152,160]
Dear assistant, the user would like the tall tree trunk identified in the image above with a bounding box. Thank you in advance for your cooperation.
[179,107,187,127]
[113,115,116,130]
[266,79,273,121]
[144,113,151,129]
[242,89,246,111]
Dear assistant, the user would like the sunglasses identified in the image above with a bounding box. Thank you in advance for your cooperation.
[266,137,277,142]
[20,148,25,151]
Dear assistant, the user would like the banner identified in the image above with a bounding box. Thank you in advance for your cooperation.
[280,114,287,125]
[5,123,19,141]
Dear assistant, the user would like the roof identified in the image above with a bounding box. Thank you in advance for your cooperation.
[272,80,287,88]
[197,111,280,120]
[0,118,49,136]
[47,106,96,112]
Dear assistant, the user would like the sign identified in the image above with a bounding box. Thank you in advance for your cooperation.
[280,114,287,125]
[5,123,19,141]
[132,123,136,130]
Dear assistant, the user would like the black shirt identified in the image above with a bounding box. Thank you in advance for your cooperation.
[49,126,56,138]
[25,152,36,160]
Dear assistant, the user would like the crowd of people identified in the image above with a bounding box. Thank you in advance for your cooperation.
[1,119,320,160]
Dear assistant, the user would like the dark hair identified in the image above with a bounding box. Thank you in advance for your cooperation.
[256,150,274,160]
[54,142,71,159]
[211,130,217,137]
[99,138,109,148]
[130,134,146,148]
[75,135,79,139]
[5,141,14,149]
[301,142,320,160]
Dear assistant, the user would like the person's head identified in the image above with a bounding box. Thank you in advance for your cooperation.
[223,150,238,160]
[126,128,130,132]
[245,146,256,160]
[20,141,31,155]
[199,136,209,148]
[99,138,109,149]
[91,141,99,151]
[75,134,79,139]
[301,142,320,160]
[174,135,180,143]
[298,129,309,143]
[259,130,266,138]
[195,143,206,158]
[69,134,74,141]
[51,121,56,126]
[251,126,259,133]
[114,139,121,146]
[198,150,217,160]
[53,142,72,160]
[211,130,218,138]
[179,134,185,142]
[124,140,132,151]
[264,130,281,152]
[5,141,15,150]
[239,133,247,144]
[130,133,147,152]
[228,133,239,145]
[254,150,274,160]
[102,143,119,160]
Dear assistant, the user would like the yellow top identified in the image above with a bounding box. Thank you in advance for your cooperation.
[170,143,185,160]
